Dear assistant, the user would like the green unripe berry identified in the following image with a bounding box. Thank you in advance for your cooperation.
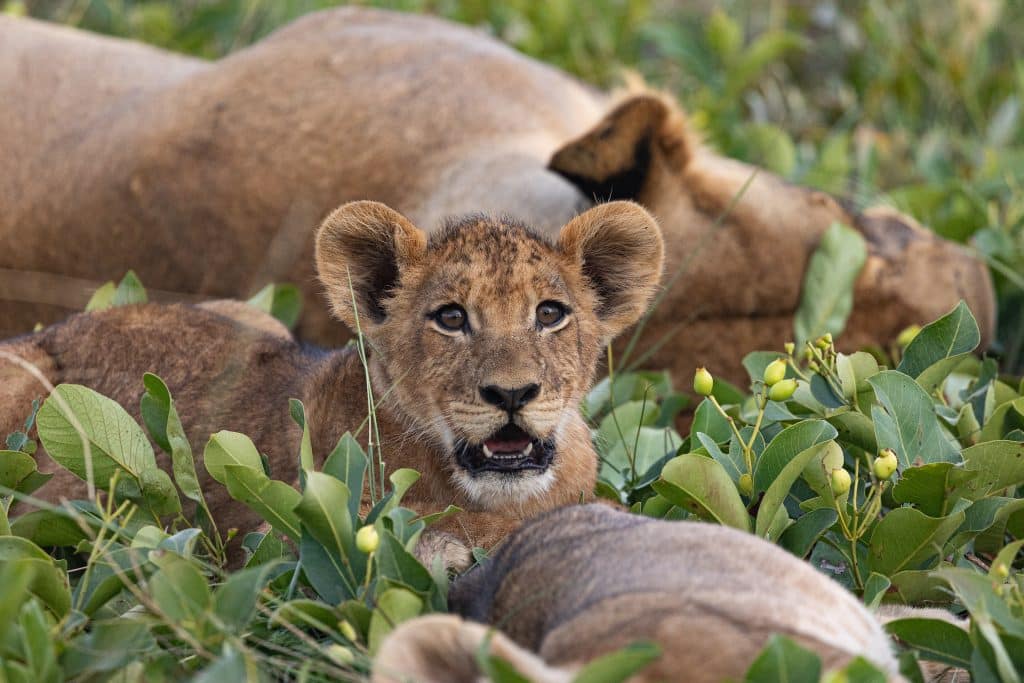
[339,619,358,642]
[693,367,714,397]
[830,468,852,495]
[763,358,788,387]
[768,378,797,402]
[326,644,355,666]
[738,473,753,496]
[784,342,795,355]
[995,563,1010,579]
[816,333,833,349]
[897,324,921,347]
[872,449,899,480]
[356,525,380,554]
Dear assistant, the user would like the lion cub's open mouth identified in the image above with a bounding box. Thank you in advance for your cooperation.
[456,424,554,475]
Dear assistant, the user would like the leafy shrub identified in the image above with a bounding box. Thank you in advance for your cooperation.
[1,268,1022,679]
[591,299,1024,680]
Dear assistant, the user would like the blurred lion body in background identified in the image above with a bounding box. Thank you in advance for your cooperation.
[0,7,994,383]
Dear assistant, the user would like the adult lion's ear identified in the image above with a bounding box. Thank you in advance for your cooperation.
[548,95,692,201]
[559,201,665,341]
[315,201,427,329]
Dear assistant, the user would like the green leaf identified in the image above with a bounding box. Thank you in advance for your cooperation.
[243,531,286,568]
[11,509,94,547]
[868,508,965,576]
[990,539,1024,580]
[221,464,302,539]
[61,619,157,679]
[299,530,356,603]
[570,641,661,683]
[0,450,52,496]
[779,508,837,558]
[36,384,158,488]
[293,471,361,587]
[112,270,148,307]
[368,588,423,655]
[837,351,880,403]
[204,431,265,485]
[961,440,1024,498]
[289,399,314,474]
[18,599,59,683]
[793,222,867,346]
[888,570,952,605]
[653,454,750,531]
[382,468,421,515]
[744,634,822,683]
[695,432,744,481]
[891,463,977,517]
[269,599,340,633]
[323,433,368,522]
[884,618,970,671]
[862,573,891,610]
[212,562,283,634]
[0,562,36,644]
[756,439,834,539]
[139,467,182,517]
[149,555,211,624]
[691,399,733,443]
[753,420,837,495]
[898,301,980,391]
[141,374,209,514]
[374,527,434,596]
[0,537,70,617]
[980,397,1024,442]
[193,645,264,683]
[829,411,878,453]
[867,371,960,468]
[246,282,302,329]
[84,281,116,312]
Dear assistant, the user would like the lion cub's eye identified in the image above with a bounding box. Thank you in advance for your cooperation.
[536,301,569,329]
[433,304,468,332]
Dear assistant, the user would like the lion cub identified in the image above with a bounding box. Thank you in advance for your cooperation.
[0,201,663,564]
[374,505,903,682]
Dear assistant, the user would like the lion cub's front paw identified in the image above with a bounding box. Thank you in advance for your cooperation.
[414,531,473,573]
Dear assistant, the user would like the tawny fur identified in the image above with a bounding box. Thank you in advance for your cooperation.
[0,9,993,384]
[375,505,904,683]
[0,202,662,567]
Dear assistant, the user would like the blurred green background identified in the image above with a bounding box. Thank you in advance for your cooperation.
[7,0,1024,372]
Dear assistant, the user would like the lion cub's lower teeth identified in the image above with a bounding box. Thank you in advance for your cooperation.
[482,442,534,459]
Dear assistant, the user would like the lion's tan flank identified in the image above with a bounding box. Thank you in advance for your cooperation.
[0,201,663,567]
[373,504,902,683]
[0,9,993,384]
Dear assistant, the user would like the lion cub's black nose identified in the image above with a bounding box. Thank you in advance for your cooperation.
[479,384,540,413]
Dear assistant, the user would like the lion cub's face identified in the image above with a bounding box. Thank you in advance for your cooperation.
[316,201,663,506]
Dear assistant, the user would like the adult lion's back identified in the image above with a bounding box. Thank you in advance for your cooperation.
[0,8,598,342]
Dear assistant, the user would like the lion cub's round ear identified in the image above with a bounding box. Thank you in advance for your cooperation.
[315,201,427,329]
[558,201,665,341]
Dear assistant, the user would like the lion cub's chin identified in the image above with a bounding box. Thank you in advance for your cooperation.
[451,467,558,510]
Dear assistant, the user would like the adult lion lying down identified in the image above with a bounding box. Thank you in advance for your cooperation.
[0,201,664,565]
[0,8,993,383]
[376,505,921,683]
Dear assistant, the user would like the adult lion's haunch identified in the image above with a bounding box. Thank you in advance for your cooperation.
[0,8,994,384]
[0,201,664,568]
